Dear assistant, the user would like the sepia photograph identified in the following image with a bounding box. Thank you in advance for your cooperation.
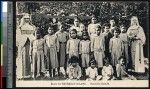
[15,1,149,87]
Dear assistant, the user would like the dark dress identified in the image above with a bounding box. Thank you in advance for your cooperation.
[56,31,69,67]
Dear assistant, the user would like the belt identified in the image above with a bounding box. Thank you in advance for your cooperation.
[60,42,66,44]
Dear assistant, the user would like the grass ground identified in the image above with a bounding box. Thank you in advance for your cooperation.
[21,68,149,80]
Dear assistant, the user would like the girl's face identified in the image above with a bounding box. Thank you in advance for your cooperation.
[59,25,65,32]
[113,31,119,37]
[70,31,77,39]
[48,28,54,35]
[74,19,80,26]
[80,25,85,30]
[131,18,138,26]
[91,64,96,69]
[120,58,125,65]
[120,26,126,33]
[104,26,110,32]
[83,35,88,40]
[91,17,97,24]
[110,20,115,26]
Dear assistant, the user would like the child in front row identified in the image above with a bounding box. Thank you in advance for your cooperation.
[116,56,136,80]
[102,58,115,80]
[86,59,98,80]
[66,56,82,80]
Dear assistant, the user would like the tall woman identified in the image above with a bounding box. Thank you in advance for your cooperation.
[127,16,146,73]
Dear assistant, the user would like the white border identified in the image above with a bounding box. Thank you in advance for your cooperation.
[16,80,149,87]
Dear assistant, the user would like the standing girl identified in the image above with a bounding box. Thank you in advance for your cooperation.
[79,31,91,75]
[109,28,123,67]
[55,22,69,76]
[91,26,105,74]
[44,26,59,77]
[66,29,80,60]
[119,24,129,67]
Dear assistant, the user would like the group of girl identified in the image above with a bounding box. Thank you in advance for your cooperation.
[17,14,146,80]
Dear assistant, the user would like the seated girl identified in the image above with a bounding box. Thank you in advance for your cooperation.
[102,58,115,80]
[86,59,99,80]
[116,56,136,80]
[66,56,82,80]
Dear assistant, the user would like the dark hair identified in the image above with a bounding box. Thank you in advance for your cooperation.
[70,29,77,34]
[81,31,90,40]
[97,25,101,30]
[89,59,97,66]
[113,27,121,33]
[68,56,79,64]
[91,15,97,20]
[103,23,110,28]
[74,16,80,22]
[34,27,41,35]
[48,25,54,30]
[118,56,126,63]
[119,24,126,28]
[109,17,116,22]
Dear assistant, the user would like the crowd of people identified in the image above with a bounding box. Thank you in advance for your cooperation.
[16,12,147,81]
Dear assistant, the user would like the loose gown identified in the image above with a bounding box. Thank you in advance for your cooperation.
[44,34,59,69]
[55,31,69,67]
[127,26,146,72]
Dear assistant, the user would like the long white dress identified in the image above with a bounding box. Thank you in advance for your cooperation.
[127,26,146,73]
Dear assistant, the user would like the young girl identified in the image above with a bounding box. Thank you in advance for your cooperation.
[91,26,105,74]
[109,28,123,67]
[101,23,112,59]
[70,17,84,38]
[66,56,82,80]
[119,24,129,67]
[44,26,59,77]
[78,24,86,39]
[109,19,117,37]
[30,30,46,79]
[66,29,80,64]
[88,16,101,41]
[79,31,91,75]
[102,58,114,80]
[116,56,136,80]
[55,23,69,77]
[86,59,98,80]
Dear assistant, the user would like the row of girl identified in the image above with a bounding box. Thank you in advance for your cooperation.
[16,14,146,80]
